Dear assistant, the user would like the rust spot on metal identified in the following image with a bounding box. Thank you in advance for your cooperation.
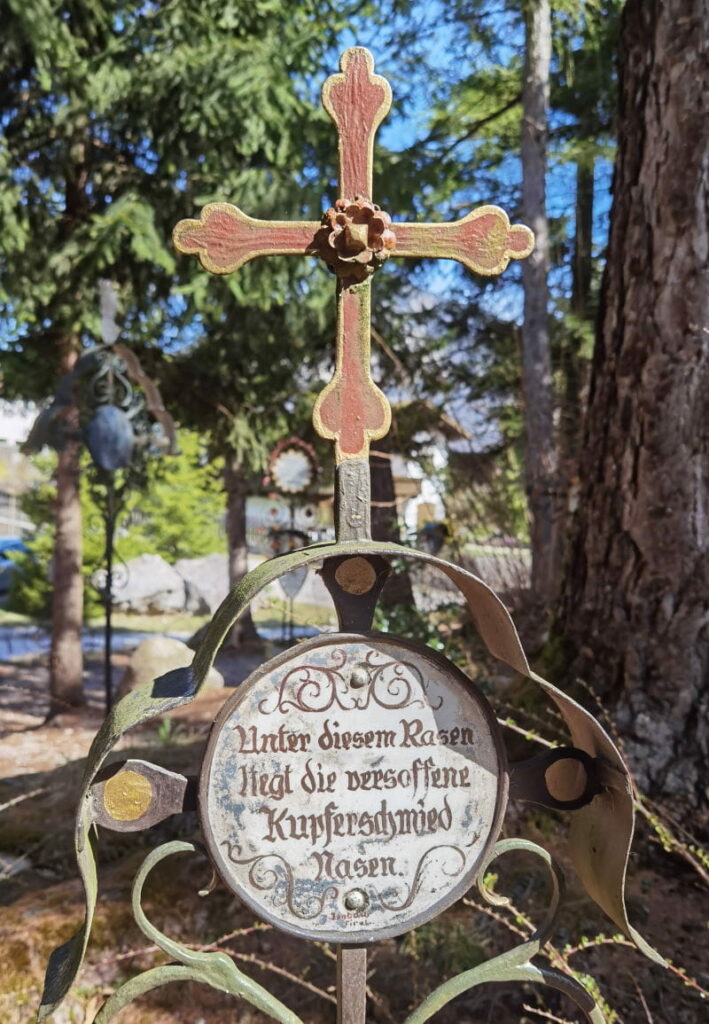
[314,197,396,283]
[103,769,154,822]
[545,759,587,804]
[334,556,378,595]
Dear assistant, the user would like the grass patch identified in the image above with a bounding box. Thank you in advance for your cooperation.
[0,609,34,626]
[253,596,336,631]
[88,611,212,635]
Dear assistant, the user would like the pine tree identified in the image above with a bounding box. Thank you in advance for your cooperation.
[0,0,360,697]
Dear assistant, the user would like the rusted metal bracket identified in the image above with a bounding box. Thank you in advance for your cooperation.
[509,747,604,811]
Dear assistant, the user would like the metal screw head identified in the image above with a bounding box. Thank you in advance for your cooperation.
[349,667,369,689]
[344,888,368,912]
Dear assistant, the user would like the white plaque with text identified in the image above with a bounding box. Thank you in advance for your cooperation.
[200,634,506,942]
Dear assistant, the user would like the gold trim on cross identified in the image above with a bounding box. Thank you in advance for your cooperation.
[173,47,534,465]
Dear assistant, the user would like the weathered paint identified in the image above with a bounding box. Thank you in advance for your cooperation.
[172,48,533,469]
[40,41,659,1024]
[91,758,191,832]
[38,538,661,1023]
[395,206,534,276]
[103,769,153,822]
[312,283,391,463]
[172,202,319,275]
[321,47,392,199]
[200,634,506,943]
[334,555,378,594]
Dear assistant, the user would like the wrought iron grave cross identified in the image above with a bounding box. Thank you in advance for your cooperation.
[38,46,661,1024]
[174,47,533,540]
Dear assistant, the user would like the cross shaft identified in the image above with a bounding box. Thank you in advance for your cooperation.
[173,47,533,537]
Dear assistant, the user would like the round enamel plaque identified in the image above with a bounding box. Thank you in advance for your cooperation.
[200,634,507,943]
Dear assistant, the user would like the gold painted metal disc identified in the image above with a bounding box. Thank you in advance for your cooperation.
[103,769,154,822]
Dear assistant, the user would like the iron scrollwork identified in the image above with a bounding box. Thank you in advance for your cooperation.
[91,838,606,1023]
[92,840,303,1024]
[403,838,606,1024]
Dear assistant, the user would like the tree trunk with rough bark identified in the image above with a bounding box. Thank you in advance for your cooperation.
[48,147,88,716]
[557,0,709,813]
[521,0,559,613]
[49,341,84,716]
[558,156,595,545]
[223,454,260,646]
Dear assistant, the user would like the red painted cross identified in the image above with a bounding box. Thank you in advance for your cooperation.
[173,48,533,465]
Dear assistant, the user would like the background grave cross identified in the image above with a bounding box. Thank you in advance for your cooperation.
[173,47,533,537]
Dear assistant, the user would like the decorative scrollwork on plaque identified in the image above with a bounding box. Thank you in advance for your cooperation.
[380,844,466,911]
[221,842,338,920]
[258,646,442,715]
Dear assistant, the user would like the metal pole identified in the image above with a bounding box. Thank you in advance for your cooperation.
[103,476,116,713]
[289,500,294,644]
[337,945,367,1024]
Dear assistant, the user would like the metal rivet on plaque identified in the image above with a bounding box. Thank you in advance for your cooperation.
[344,888,368,912]
[349,667,369,689]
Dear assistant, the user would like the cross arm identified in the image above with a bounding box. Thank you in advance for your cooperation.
[313,284,390,465]
[172,202,320,275]
[322,47,392,200]
[393,205,534,276]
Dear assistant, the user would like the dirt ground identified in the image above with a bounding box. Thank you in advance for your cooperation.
[1,647,707,1024]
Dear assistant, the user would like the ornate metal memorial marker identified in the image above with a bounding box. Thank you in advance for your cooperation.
[201,634,506,944]
[40,47,661,1024]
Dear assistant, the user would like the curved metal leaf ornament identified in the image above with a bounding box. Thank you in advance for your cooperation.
[38,541,661,1023]
[93,841,303,1024]
[403,839,604,1024]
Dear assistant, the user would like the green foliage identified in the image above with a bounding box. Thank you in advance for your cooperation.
[7,454,60,619]
[373,585,471,670]
[98,431,224,563]
[0,0,626,547]
[0,0,360,422]
[374,595,447,652]
[368,0,624,544]
[401,916,487,977]
[8,432,223,617]
[154,718,187,747]
[446,445,530,543]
